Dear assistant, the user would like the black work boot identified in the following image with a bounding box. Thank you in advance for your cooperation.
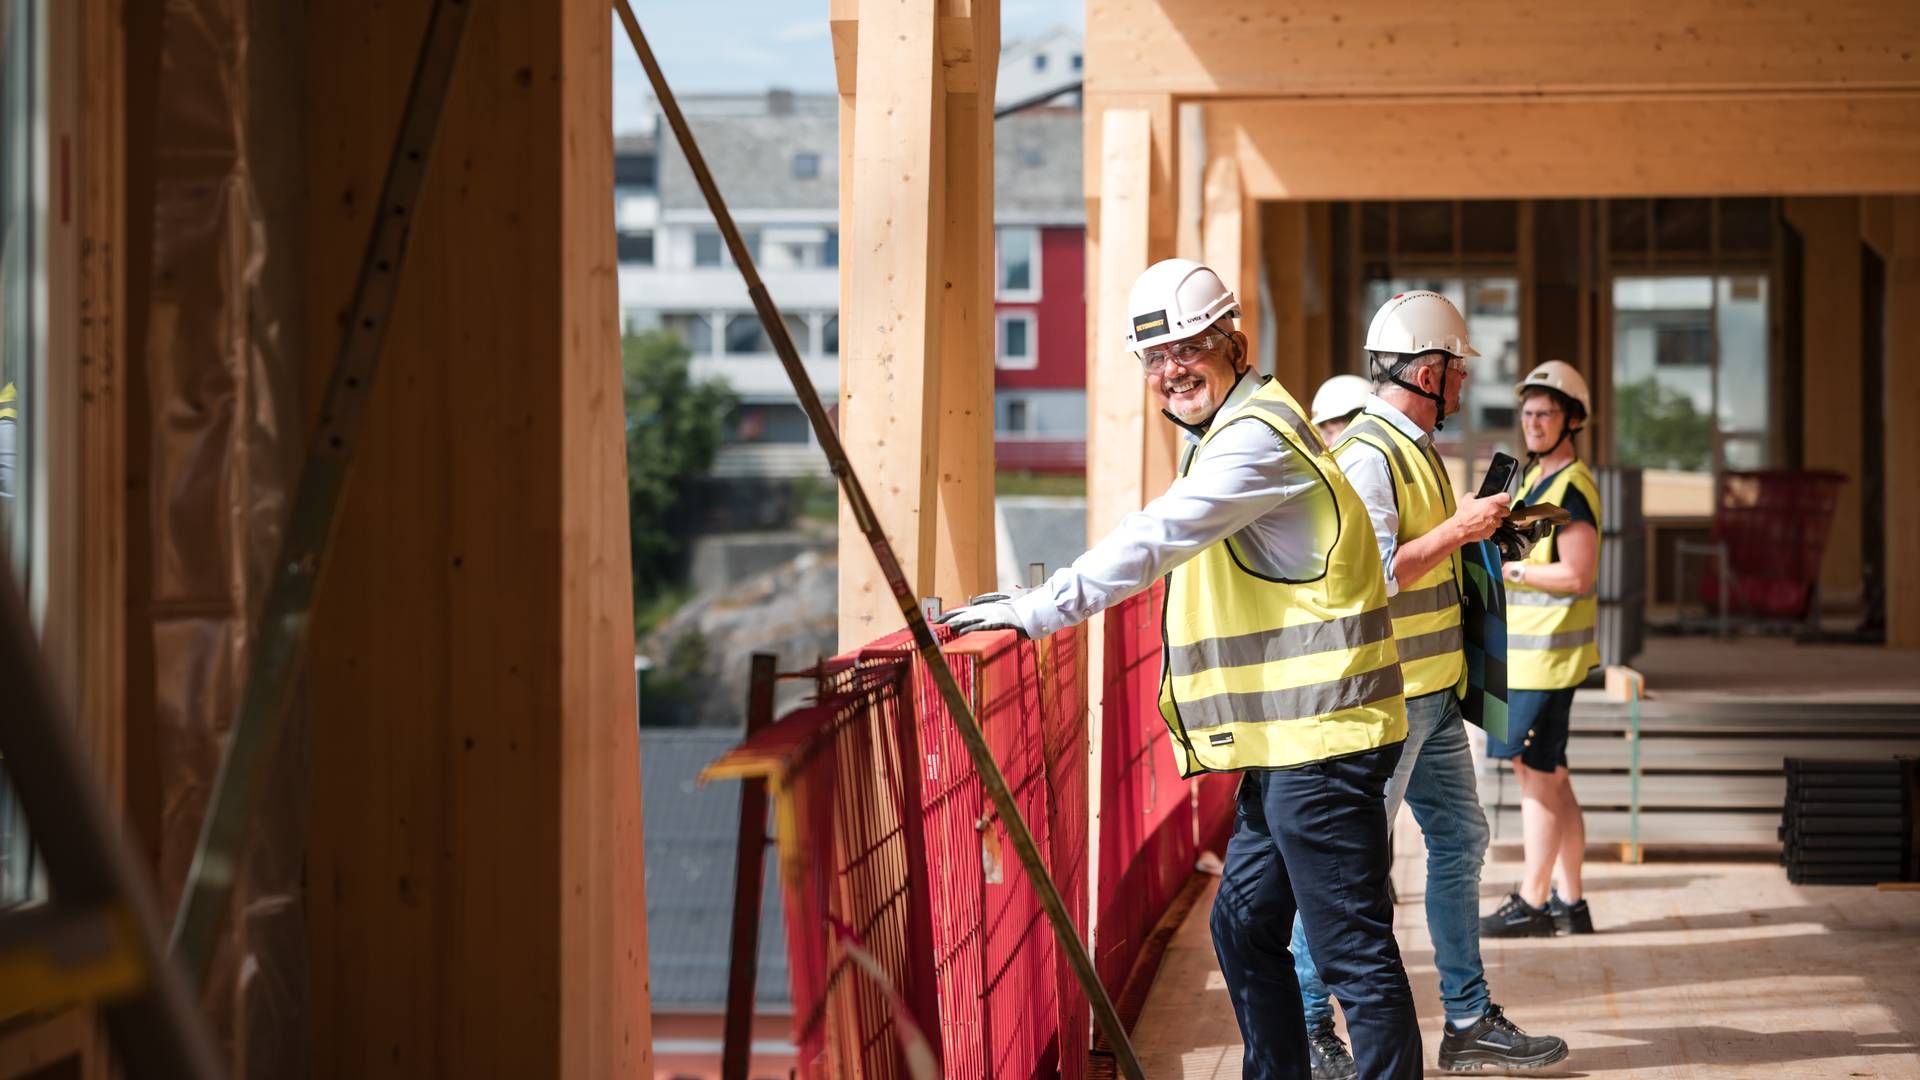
[1307,1018,1357,1080]
[1480,892,1556,938]
[1437,1004,1570,1072]
[1550,890,1594,935]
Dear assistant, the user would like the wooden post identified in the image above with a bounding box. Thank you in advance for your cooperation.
[1878,198,1920,648]
[834,0,997,648]
[721,656,778,1080]
[1088,108,1156,542]
[304,1,649,1075]
[1783,198,1865,602]
[932,5,999,608]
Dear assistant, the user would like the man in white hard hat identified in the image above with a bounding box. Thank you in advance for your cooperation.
[1481,361,1602,939]
[1289,292,1569,1078]
[1310,373,1372,445]
[941,258,1423,1079]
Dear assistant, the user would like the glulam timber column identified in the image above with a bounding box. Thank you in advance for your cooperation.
[1783,198,1865,602]
[1872,197,1920,649]
[832,0,999,648]
[303,2,649,1077]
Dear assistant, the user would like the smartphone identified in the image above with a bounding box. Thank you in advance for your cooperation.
[1477,451,1518,499]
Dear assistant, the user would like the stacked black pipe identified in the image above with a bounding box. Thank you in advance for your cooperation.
[1781,758,1917,885]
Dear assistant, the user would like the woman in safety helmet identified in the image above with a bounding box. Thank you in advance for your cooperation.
[1481,361,1600,939]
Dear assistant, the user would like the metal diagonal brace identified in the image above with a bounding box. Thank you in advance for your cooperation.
[611,4,1146,1077]
[168,0,473,986]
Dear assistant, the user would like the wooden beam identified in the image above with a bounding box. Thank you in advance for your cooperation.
[1783,198,1865,599]
[836,0,947,646]
[1883,197,1920,648]
[1085,0,1920,98]
[1212,95,1920,201]
[304,1,649,1075]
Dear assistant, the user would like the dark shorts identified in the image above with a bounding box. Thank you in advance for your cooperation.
[1484,687,1575,771]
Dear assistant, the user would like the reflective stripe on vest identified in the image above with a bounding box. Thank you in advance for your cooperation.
[1335,414,1466,699]
[1507,460,1602,689]
[1159,380,1407,775]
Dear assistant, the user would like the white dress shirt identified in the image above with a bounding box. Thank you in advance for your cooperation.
[1009,374,1338,640]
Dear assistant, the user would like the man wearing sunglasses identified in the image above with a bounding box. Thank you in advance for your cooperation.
[941,258,1422,1079]
[1291,292,1568,1078]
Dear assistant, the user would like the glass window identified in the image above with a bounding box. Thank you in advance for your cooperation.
[997,312,1036,370]
[791,152,819,180]
[1071,53,1083,71]
[822,314,838,356]
[693,230,723,267]
[996,227,1038,299]
[723,313,807,356]
[823,229,838,268]
[616,230,654,266]
[1,0,46,910]
[1612,274,1772,516]
[1005,398,1029,433]
[726,403,812,445]
[661,313,713,355]
[1033,52,1047,72]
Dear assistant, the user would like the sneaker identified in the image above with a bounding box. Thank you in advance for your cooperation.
[1437,1004,1571,1072]
[1307,1018,1357,1080]
[1549,891,1594,935]
[1480,893,1556,938]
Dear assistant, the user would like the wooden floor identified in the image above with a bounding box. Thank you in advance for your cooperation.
[1629,635,1920,704]
[1126,813,1920,1078]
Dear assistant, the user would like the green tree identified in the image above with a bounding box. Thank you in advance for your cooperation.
[1612,375,1713,472]
[623,331,734,628]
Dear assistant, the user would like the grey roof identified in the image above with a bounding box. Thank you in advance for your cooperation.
[642,729,790,1012]
[658,113,839,212]
[654,105,1084,224]
[994,108,1083,224]
[614,131,656,155]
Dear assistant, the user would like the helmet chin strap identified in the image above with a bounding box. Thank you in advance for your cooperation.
[1525,417,1580,469]
[1379,352,1452,431]
[1160,367,1252,437]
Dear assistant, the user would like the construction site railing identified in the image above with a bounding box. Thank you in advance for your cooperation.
[705,584,1235,1077]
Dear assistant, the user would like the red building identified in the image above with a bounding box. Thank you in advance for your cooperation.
[993,108,1087,474]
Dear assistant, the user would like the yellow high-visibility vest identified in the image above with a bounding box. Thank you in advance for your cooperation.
[0,382,15,423]
[1158,380,1408,776]
[1508,460,1602,689]
[1334,414,1467,700]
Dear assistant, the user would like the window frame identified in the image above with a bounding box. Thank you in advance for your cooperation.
[995,310,1038,371]
[995,226,1041,302]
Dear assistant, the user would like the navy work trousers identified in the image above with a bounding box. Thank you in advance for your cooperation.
[1208,743,1421,1079]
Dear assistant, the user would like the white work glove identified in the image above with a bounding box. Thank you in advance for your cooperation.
[934,589,1031,639]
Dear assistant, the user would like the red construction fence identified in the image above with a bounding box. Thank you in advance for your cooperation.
[704,584,1237,1078]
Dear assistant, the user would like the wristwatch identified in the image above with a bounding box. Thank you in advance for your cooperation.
[1505,563,1526,585]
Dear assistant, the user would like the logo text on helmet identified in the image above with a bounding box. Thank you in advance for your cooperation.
[1133,310,1170,340]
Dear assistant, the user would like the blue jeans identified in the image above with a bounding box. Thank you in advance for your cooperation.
[1210,744,1422,1080]
[1291,690,1493,1027]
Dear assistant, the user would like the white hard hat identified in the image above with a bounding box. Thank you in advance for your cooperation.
[1364,291,1480,359]
[1123,258,1239,351]
[1310,374,1373,427]
[1516,360,1591,418]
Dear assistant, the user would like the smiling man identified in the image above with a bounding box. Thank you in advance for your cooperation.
[940,259,1423,1079]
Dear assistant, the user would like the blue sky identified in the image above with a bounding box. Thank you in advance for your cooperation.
[614,0,1083,133]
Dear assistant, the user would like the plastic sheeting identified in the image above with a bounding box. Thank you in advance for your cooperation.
[142,0,308,1072]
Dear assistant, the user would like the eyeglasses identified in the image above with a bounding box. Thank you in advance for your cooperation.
[1140,331,1224,374]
